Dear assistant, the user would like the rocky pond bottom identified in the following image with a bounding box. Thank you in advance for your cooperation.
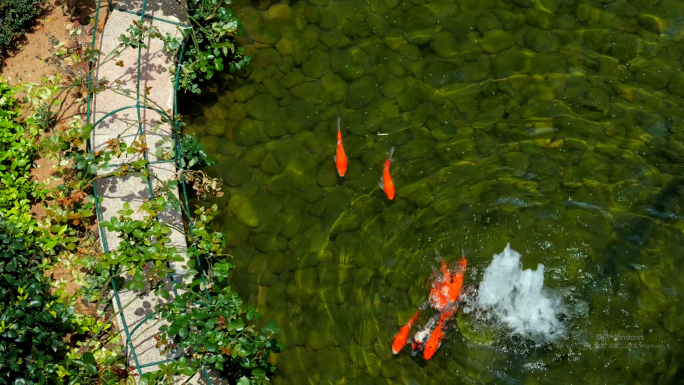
[179,0,684,383]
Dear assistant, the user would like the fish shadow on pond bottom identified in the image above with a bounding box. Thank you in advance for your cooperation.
[600,176,684,291]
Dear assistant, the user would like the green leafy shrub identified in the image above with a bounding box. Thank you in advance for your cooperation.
[148,206,281,385]
[99,199,183,294]
[171,0,251,93]
[0,221,76,384]
[1,78,67,254]
[12,16,271,382]
[0,79,20,118]
[179,133,215,168]
[0,0,48,56]
[155,275,281,384]
[117,0,250,94]
[55,319,128,385]
[0,79,40,238]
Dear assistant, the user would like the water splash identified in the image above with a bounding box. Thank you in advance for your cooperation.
[475,244,565,342]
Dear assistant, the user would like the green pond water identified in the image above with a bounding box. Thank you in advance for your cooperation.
[178,0,684,383]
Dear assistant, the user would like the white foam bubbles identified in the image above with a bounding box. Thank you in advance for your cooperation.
[475,243,565,341]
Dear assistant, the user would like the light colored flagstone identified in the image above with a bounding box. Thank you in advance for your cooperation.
[92,1,225,383]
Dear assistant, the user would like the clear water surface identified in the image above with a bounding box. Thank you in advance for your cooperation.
[179,0,684,383]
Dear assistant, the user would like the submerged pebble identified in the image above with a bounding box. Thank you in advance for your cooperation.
[182,0,684,382]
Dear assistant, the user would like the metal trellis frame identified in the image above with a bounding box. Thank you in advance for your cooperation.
[85,0,214,382]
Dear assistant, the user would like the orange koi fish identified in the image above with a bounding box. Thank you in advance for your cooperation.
[448,257,467,303]
[423,311,453,360]
[393,255,469,360]
[429,256,467,313]
[429,260,452,312]
[392,310,420,354]
[379,147,395,200]
[334,116,347,177]
[411,313,439,355]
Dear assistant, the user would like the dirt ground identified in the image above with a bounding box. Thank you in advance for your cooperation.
[1,0,102,85]
[1,0,107,314]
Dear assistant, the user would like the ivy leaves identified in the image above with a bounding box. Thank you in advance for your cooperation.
[116,1,253,93]
[70,352,98,376]
[179,133,215,168]
[156,285,281,384]
[186,205,226,271]
[119,20,155,49]
[39,120,113,188]
[129,203,283,384]
[100,200,182,293]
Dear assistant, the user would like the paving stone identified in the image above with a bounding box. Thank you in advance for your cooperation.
[91,6,225,384]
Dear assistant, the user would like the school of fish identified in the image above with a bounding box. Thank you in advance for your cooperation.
[334,119,466,359]
[392,256,468,360]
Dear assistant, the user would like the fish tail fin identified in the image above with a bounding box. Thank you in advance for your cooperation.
[392,326,409,354]
[409,310,420,326]
[379,179,384,189]
[441,260,449,279]
[337,116,341,131]
[434,250,443,262]
[457,254,468,272]
[390,146,395,161]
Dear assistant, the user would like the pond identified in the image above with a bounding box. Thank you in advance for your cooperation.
[179,0,684,383]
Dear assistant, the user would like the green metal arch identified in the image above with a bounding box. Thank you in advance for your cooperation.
[87,0,214,382]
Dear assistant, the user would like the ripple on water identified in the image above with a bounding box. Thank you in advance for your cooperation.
[182,0,684,383]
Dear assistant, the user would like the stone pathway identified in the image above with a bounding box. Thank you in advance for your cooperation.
[91,1,223,383]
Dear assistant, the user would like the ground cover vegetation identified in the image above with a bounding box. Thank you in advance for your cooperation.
[0,0,48,60]
[1,0,277,383]
[0,76,122,385]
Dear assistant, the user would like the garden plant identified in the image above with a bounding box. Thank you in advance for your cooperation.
[0,0,277,382]
[0,0,48,59]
